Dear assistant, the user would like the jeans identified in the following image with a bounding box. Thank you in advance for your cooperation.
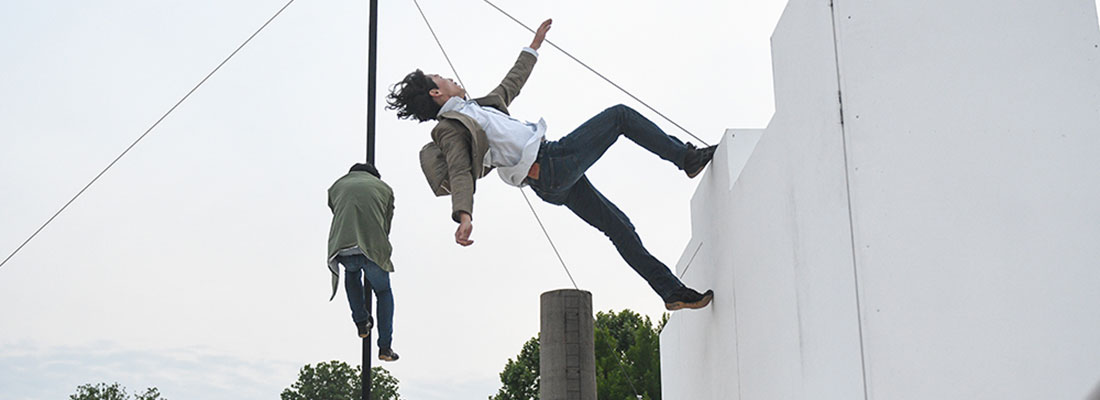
[527,104,688,301]
[336,254,394,349]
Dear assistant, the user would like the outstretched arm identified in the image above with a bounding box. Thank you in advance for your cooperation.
[489,18,552,107]
[451,19,552,248]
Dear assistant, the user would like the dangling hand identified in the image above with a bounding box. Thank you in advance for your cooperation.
[455,212,475,246]
[529,18,552,51]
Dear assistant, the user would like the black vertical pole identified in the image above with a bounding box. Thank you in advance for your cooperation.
[363,0,378,399]
[362,282,372,400]
[366,0,378,165]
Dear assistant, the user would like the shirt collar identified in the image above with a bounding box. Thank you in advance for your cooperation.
[438,96,470,116]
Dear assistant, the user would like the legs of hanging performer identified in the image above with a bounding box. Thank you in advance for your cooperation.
[529,175,713,309]
[527,104,715,309]
[539,175,681,297]
[337,254,398,358]
[539,105,691,189]
[545,104,716,182]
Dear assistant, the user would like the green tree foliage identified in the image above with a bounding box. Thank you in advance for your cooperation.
[133,388,165,400]
[594,310,661,400]
[491,309,666,400]
[489,337,540,400]
[69,382,165,400]
[281,360,400,400]
[368,367,401,400]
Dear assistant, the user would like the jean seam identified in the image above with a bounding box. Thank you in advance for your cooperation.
[542,153,559,192]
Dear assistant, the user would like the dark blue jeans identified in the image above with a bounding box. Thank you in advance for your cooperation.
[527,104,689,301]
[336,254,394,349]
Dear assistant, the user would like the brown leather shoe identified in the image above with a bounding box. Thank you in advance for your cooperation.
[665,287,714,311]
[378,348,400,362]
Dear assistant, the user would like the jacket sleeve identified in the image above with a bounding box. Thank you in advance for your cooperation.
[487,50,538,108]
[384,188,394,235]
[434,126,477,222]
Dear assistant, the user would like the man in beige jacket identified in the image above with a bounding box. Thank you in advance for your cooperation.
[386,19,715,311]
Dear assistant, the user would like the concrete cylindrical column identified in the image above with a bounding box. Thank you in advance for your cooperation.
[540,289,597,400]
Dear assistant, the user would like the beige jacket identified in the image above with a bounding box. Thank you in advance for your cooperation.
[419,50,538,222]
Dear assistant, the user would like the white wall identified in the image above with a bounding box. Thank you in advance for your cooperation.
[662,0,1100,399]
[662,1,865,398]
[835,0,1100,398]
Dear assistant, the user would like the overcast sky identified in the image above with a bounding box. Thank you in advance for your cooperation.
[2,1,1098,399]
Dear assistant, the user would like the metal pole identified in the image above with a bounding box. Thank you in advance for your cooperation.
[363,1,378,399]
[366,0,378,164]
[362,280,373,400]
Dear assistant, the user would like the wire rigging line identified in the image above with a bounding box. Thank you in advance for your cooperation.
[410,2,643,397]
[521,187,640,399]
[526,179,641,400]
[411,0,467,90]
[519,188,579,290]
[410,0,579,291]
[479,0,709,147]
[0,0,298,271]
[613,345,643,398]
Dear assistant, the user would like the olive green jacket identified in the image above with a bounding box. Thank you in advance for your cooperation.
[419,50,538,222]
[327,171,394,300]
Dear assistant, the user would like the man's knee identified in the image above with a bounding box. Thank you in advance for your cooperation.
[606,104,634,117]
[596,213,637,241]
[371,284,392,296]
[366,270,393,292]
[606,222,638,240]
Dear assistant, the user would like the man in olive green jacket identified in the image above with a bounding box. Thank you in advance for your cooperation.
[386,19,715,311]
[327,162,398,361]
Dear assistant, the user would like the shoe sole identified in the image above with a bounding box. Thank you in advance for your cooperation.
[665,292,714,311]
[358,321,374,338]
[378,355,398,362]
[686,149,716,178]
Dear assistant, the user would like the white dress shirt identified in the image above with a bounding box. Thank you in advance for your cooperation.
[437,48,547,186]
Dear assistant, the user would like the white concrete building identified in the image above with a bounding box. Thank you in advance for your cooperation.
[660,0,1100,399]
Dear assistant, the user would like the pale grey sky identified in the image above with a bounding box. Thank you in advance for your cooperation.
[2,0,1096,399]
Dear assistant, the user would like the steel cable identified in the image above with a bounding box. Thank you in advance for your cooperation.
[0,0,298,270]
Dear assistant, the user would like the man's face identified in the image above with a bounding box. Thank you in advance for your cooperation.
[428,74,466,103]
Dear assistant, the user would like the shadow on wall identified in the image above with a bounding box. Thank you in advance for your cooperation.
[1088,379,1100,400]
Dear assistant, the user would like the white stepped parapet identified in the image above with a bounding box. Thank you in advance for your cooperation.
[660,0,1100,399]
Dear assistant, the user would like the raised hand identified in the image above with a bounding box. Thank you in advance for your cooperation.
[529,18,552,51]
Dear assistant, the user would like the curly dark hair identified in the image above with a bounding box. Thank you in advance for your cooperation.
[386,69,440,122]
